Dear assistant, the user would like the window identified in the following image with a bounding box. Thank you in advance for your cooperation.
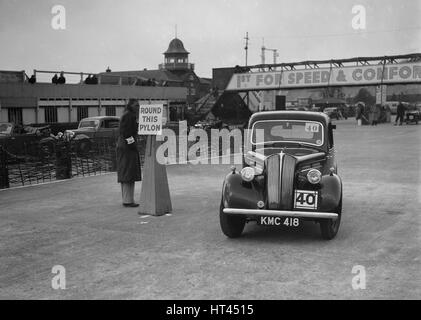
[105,106,116,116]
[103,119,119,128]
[44,107,58,123]
[7,108,23,124]
[251,120,324,146]
[79,119,99,129]
[77,106,89,122]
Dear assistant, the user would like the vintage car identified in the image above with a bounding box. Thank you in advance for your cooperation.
[219,111,342,240]
[323,107,345,120]
[65,116,120,154]
[405,109,420,125]
[0,122,55,156]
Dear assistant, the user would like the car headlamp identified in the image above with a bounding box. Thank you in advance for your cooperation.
[307,169,322,184]
[240,167,255,182]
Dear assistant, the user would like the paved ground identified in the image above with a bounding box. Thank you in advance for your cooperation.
[0,119,420,299]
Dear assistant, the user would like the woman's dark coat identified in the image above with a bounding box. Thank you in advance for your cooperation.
[116,109,142,183]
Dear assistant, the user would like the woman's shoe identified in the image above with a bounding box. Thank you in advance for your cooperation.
[123,203,139,207]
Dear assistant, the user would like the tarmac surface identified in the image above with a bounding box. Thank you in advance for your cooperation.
[0,119,420,299]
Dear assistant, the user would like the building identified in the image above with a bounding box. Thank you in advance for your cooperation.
[0,38,219,128]
[99,37,212,123]
[0,71,187,129]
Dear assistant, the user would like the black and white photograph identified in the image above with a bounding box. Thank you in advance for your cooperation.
[0,0,420,306]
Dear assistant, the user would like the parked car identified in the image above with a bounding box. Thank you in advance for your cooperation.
[384,101,410,115]
[323,107,344,120]
[405,110,420,125]
[193,119,223,130]
[0,122,55,156]
[219,111,343,240]
[65,116,120,154]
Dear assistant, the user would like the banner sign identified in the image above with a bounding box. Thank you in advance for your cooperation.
[138,104,163,135]
[226,62,421,91]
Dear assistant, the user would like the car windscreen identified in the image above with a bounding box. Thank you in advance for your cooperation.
[0,123,12,134]
[79,120,99,128]
[251,120,324,146]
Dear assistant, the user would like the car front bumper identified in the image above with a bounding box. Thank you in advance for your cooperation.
[223,208,338,220]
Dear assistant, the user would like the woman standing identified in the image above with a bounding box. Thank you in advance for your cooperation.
[116,99,142,207]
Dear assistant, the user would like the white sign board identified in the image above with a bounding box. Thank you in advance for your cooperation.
[226,62,421,91]
[138,104,163,135]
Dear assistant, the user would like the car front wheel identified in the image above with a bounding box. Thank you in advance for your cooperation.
[219,199,245,238]
[76,139,91,156]
[320,197,342,240]
[39,141,54,156]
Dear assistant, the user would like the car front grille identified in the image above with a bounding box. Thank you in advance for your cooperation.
[266,153,296,210]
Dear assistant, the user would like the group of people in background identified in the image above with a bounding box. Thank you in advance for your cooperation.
[355,101,407,126]
[84,74,98,84]
[28,71,66,84]
[27,72,162,87]
[52,72,66,84]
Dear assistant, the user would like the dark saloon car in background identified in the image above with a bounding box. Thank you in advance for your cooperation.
[219,111,343,240]
[0,122,55,156]
[65,116,120,154]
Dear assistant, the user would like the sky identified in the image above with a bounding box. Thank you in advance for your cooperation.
[0,0,420,79]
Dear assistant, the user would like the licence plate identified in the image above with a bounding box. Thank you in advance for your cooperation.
[260,216,300,227]
[294,190,318,210]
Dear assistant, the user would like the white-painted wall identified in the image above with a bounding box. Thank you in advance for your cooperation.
[116,107,124,117]
[37,108,45,124]
[57,107,69,123]
[70,107,77,122]
[88,106,99,117]
[0,109,8,122]
[22,108,36,124]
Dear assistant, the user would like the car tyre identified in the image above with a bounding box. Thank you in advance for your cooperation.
[219,199,245,238]
[76,139,91,156]
[320,196,342,240]
[39,141,54,156]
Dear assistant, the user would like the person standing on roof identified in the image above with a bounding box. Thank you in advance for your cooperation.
[52,74,58,84]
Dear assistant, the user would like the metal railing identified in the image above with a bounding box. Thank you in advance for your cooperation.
[0,138,146,189]
[32,70,162,86]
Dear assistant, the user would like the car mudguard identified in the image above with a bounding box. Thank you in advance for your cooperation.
[73,134,91,141]
[222,172,264,210]
[39,136,56,145]
[318,174,342,212]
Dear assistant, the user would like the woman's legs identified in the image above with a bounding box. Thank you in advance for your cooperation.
[121,182,135,204]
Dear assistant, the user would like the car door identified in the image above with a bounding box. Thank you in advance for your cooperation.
[95,119,119,139]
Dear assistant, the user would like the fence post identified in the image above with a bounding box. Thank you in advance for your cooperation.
[55,141,72,179]
[110,141,117,171]
[0,146,10,189]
